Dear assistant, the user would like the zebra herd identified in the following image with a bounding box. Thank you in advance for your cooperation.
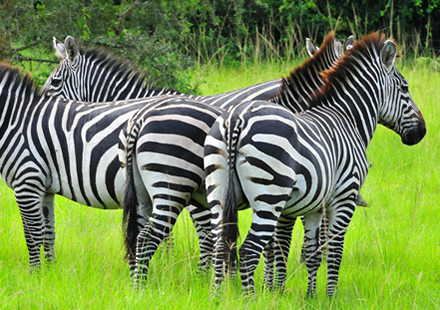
[0,31,425,297]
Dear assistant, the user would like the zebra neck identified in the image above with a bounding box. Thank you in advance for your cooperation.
[322,84,380,149]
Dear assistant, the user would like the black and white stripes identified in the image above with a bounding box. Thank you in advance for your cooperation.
[0,65,184,268]
[204,33,425,296]
[40,36,281,107]
[119,32,352,284]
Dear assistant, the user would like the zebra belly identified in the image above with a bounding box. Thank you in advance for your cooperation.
[55,166,123,209]
[52,144,125,209]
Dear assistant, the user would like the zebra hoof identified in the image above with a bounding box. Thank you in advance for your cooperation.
[306,290,317,298]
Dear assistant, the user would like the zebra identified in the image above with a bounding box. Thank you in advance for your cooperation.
[0,63,220,269]
[121,32,360,284]
[204,33,425,296]
[120,97,226,278]
[39,34,349,271]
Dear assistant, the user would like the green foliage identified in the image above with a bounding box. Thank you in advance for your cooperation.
[1,0,439,92]
[2,0,199,94]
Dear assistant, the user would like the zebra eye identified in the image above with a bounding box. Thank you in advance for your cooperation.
[51,78,62,87]
[401,85,409,94]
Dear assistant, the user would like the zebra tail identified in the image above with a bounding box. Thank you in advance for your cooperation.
[122,126,140,260]
[222,117,240,269]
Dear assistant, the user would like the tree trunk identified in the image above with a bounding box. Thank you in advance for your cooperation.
[0,0,12,62]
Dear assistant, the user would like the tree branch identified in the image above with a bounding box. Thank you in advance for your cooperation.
[15,43,39,52]
[14,55,59,64]
[115,1,140,36]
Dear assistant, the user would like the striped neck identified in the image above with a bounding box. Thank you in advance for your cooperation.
[272,32,341,114]
[310,37,387,148]
[40,48,182,102]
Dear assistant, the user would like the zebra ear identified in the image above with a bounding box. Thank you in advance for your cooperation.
[53,37,66,59]
[381,40,397,74]
[64,36,79,63]
[334,41,342,57]
[306,38,319,57]
[343,35,355,53]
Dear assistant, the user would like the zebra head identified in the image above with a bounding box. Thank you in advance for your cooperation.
[377,39,426,145]
[39,36,83,100]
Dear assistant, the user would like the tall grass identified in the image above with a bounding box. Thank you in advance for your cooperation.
[0,59,439,309]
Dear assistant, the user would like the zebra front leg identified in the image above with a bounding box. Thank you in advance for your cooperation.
[42,193,56,264]
[302,212,324,297]
[16,190,46,270]
[134,203,184,286]
[325,203,355,297]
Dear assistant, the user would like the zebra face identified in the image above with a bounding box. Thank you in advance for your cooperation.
[40,60,82,101]
[378,41,426,146]
[380,68,426,146]
[39,36,83,101]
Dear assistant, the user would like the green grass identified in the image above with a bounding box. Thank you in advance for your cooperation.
[0,59,439,309]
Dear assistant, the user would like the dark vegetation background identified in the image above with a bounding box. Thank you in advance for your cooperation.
[1,0,439,93]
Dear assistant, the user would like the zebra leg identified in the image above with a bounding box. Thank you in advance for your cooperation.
[271,215,295,290]
[262,237,276,289]
[325,203,355,297]
[134,203,184,286]
[239,209,281,294]
[211,202,226,293]
[42,193,56,264]
[125,200,152,277]
[302,212,324,298]
[16,190,46,270]
[300,215,328,263]
[300,216,307,263]
[186,202,213,273]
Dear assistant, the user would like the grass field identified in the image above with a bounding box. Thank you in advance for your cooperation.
[0,59,439,309]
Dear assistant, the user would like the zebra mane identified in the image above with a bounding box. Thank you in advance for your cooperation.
[0,64,38,97]
[272,31,339,108]
[310,33,394,107]
[80,47,176,94]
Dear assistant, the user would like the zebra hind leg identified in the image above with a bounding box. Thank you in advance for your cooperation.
[134,203,184,287]
[302,212,324,298]
[262,237,276,290]
[210,203,228,296]
[238,210,281,295]
[186,200,213,273]
[130,200,153,277]
[272,215,296,290]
